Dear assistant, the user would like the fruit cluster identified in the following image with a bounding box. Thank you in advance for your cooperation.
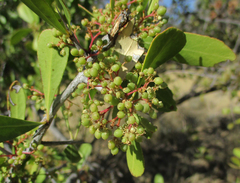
[50,0,168,155]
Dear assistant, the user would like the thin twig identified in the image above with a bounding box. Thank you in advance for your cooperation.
[41,140,84,146]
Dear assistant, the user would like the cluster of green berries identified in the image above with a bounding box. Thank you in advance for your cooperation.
[48,1,168,155]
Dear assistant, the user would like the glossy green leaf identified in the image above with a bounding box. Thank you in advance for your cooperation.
[21,0,67,33]
[79,143,92,160]
[127,141,145,177]
[141,36,153,50]
[38,29,69,120]
[233,148,240,159]
[17,2,39,24]
[0,116,42,142]
[142,0,149,10]
[8,82,26,120]
[140,118,157,133]
[64,145,81,163]
[173,32,236,67]
[147,0,158,15]
[142,27,186,70]
[155,87,177,112]
[57,0,71,26]
[154,173,164,183]
[10,28,32,45]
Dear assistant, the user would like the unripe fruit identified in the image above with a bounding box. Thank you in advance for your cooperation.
[20,154,26,160]
[70,48,79,56]
[125,56,132,62]
[128,133,136,141]
[148,67,154,75]
[117,111,126,119]
[142,103,150,113]
[142,92,148,99]
[117,103,125,111]
[78,57,86,65]
[78,83,86,90]
[149,109,157,119]
[137,125,144,134]
[152,98,159,105]
[79,49,85,56]
[108,140,116,150]
[104,94,113,103]
[102,130,110,140]
[154,26,161,34]
[148,29,155,37]
[8,159,14,164]
[111,64,120,72]
[123,87,131,93]
[90,103,98,112]
[90,68,98,77]
[157,6,167,16]
[101,80,108,87]
[135,62,142,70]
[95,129,102,139]
[96,39,103,46]
[81,19,88,26]
[99,16,105,24]
[101,88,107,94]
[114,76,123,86]
[37,144,44,151]
[127,115,136,124]
[125,101,132,109]
[109,82,116,89]
[114,128,123,138]
[92,112,100,120]
[111,147,119,155]
[89,125,96,134]
[136,5,144,12]
[127,82,136,91]
[82,118,91,126]
[140,32,148,39]
[135,103,143,111]
[154,77,163,85]
[84,70,91,77]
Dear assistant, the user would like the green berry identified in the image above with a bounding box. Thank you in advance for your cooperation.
[114,128,123,138]
[142,92,148,99]
[157,6,167,16]
[125,101,132,109]
[127,82,136,91]
[37,144,44,151]
[96,39,103,46]
[101,88,107,94]
[149,109,157,119]
[128,133,136,141]
[84,70,91,77]
[89,125,96,134]
[90,103,98,112]
[135,62,142,70]
[154,26,161,34]
[153,2,159,10]
[142,103,150,113]
[92,112,100,120]
[123,87,131,93]
[135,103,143,111]
[95,129,102,139]
[125,56,132,62]
[78,83,86,90]
[148,29,155,37]
[117,111,126,119]
[104,94,113,103]
[136,5,144,12]
[99,16,105,24]
[127,115,136,124]
[20,154,26,160]
[154,77,163,85]
[152,98,159,105]
[109,82,116,89]
[111,64,120,72]
[79,57,86,65]
[101,80,108,87]
[81,19,88,26]
[117,103,125,111]
[114,76,123,86]
[140,32,148,39]
[8,159,14,164]
[90,68,98,77]
[101,130,110,140]
[111,147,119,155]
[108,140,116,150]
[82,118,91,126]
[137,125,144,134]
[79,49,85,56]
[120,144,128,152]
[70,48,79,56]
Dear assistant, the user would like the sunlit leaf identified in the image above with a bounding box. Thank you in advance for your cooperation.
[173,33,236,67]
[17,2,39,24]
[79,143,92,160]
[126,141,145,177]
[38,29,69,120]
[8,81,26,120]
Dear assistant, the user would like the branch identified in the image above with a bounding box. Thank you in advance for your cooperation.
[176,82,230,105]
[41,140,84,146]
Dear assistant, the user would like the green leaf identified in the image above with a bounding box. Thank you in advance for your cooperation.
[231,156,240,167]
[110,0,115,10]
[140,36,153,50]
[21,0,67,33]
[155,87,177,112]
[147,0,158,15]
[35,168,46,183]
[142,0,149,10]
[57,0,71,26]
[17,2,39,24]
[173,32,236,67]
[233,148,240,159]
[0,158,6,164]
[78,4,94,17]
[140,118,157,133]
[79,143,92,160]
[0,116,41,142]
[127,141,145,177]
[10,28,32,45]
[38,29,69,120]
[64,145,81,163]
[142,27,186,70]
[154,173,164,183]
[8,82,26,120]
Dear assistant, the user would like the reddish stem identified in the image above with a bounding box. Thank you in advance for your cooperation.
[89,31,102,50]
[116,118,121,127]
[100,106,113,114]
[127,0,137,6]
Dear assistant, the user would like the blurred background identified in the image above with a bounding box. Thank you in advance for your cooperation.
[0,0,240,182]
